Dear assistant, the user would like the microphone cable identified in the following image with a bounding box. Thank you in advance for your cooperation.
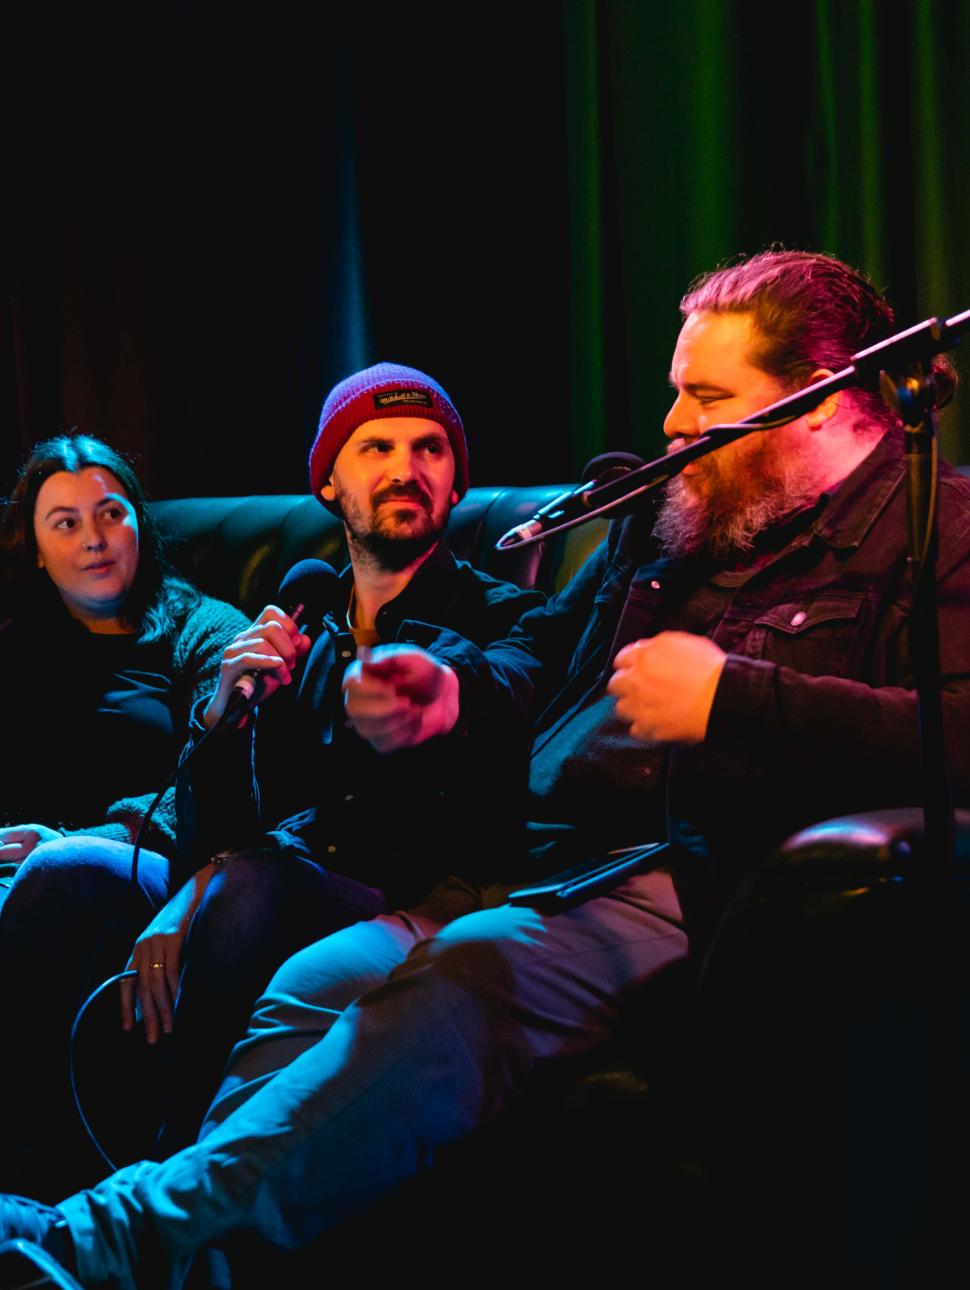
[128,721,222,913]
[68,969,141,1174]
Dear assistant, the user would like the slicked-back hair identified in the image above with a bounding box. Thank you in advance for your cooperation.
[681,250,955,432]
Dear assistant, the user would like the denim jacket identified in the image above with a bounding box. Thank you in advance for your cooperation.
[433,431,970,910]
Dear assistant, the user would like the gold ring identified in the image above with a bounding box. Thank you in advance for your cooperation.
[149,962,165,969]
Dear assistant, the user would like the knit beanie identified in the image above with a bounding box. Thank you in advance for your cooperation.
[309,362,469,508]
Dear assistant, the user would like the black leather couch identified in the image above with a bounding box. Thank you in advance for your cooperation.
[152,485,609,615]
[148,488,968,1289]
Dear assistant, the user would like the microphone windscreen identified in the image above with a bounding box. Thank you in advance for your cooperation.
[276,559,341,624]
[581,451,646,485]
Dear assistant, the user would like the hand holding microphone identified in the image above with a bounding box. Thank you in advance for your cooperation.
[203,606,310,730]
[203,559,340,731]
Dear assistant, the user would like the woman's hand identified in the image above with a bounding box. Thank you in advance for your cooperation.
[202,606,311,730]
[120,862,218,1043]
[0,823,62,864]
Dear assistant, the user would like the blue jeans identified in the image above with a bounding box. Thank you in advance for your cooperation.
[57,867,688,1290]
[0,837,169,1198]
[158,843,386,1153]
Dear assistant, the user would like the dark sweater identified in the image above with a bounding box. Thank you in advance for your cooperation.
[2,589,247,859]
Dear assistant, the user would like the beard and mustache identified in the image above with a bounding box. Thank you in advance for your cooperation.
[653,429,827,561]
[335,479,448,572]
[332,432,825,569]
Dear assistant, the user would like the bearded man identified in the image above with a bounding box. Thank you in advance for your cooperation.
[3,252,970,1288]
[146,362,542,1151]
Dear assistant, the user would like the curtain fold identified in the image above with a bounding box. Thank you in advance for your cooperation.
[5,2,968,497]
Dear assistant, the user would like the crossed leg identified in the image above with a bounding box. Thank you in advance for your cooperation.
[56,868,688,1290]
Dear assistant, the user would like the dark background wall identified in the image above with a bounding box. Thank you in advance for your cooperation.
[5,0,969,500]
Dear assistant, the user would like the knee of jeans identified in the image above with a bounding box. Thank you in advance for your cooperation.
[189,850,288,950]
[249,925,345,1010]
[412,909,542,986]
[7,837,139,918]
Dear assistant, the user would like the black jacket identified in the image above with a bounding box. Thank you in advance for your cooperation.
[176,542,544,902]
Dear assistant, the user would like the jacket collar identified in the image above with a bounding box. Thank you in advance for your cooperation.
[338,540,459,638]
[807,428,905,550]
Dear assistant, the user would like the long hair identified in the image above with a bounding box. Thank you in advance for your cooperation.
[0,434,199,641]
[680,249,956,433]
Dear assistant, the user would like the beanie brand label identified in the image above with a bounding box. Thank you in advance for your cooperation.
[374,389,434,409]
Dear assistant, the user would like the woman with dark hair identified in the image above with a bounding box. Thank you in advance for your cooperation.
[0,434,246,859]
[0,434,247,1196]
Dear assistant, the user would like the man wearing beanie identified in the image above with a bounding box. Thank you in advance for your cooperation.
[116,362,543,1161]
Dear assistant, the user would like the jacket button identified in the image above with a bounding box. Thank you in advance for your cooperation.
[790,610,807,627]
[650,579,661,590]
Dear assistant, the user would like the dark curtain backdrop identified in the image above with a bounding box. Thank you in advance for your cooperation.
[5,1,969,501]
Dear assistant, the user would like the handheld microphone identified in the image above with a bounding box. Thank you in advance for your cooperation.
[223,558,341,726]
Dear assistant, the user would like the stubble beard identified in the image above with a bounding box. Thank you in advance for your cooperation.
[653,432,825,561]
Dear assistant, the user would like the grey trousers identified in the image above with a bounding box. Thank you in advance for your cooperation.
[59,868,688,1290]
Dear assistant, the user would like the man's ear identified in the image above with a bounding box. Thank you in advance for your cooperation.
[450,488,459,506]
[320,479,336,504]
[803,369,841,429]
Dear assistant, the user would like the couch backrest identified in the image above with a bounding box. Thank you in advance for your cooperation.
[152,487,610,617]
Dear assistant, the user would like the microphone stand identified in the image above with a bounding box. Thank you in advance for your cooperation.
[879,355,965,1274]
[497,307,970,558]
[879,358,953,878]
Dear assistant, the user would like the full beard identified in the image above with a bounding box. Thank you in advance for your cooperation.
[653,433,825,561]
